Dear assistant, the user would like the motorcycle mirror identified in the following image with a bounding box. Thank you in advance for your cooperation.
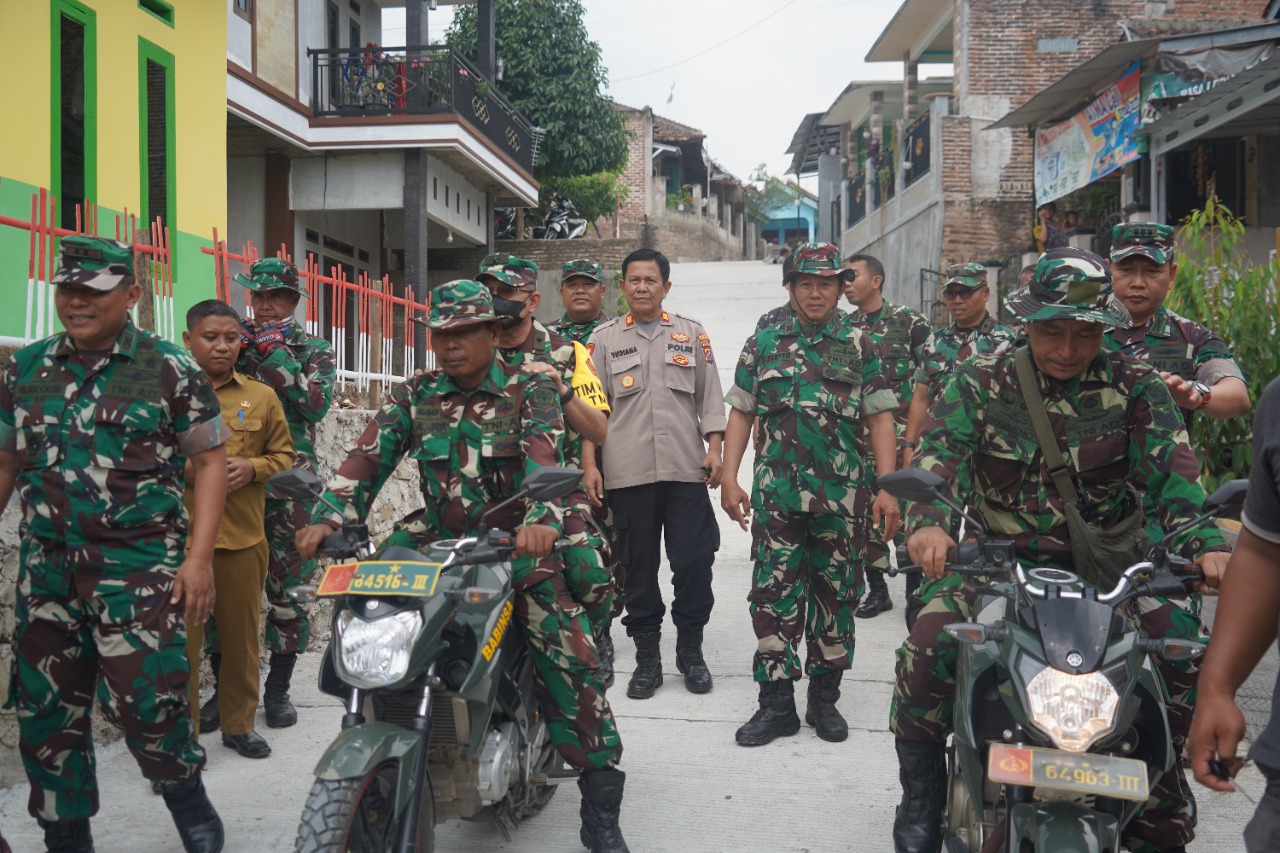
[266,469,324,502]
[522,466,583,501]
[877,469,947,503]
[1203,479,1249,518]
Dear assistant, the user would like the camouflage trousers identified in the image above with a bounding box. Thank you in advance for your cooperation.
[562,499,615,634]
[204,498,316,656]
[9,567,205,821]
[889,574,1199,851]
[519,572,622,771]
[748,511,863,682]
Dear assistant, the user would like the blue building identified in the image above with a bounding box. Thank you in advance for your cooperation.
[760,182,818,246]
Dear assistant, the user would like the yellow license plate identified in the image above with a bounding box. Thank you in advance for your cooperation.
[987,745,1150,801]
[316,561,442,598]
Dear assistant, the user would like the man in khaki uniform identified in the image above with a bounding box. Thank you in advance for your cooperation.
[584,248,727,701]
[182,300,294,760]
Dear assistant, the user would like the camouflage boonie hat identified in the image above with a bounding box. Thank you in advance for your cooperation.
[1006,247,1130,327]
[234,257,309,298]
[562,258,603,283]
[416,279,498,330]
[944,262,989,290]
[784,242,844,283]
[52,236,134,291]
[477,253,538,290]
[1110,222,1174,266]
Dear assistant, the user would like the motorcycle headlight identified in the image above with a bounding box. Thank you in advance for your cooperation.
[1024,665,1120,752]
[334,609,423,689]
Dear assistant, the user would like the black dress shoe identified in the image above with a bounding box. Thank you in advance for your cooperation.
[221,731,272,759]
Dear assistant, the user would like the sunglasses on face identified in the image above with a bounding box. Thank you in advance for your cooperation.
[944,288,981,300]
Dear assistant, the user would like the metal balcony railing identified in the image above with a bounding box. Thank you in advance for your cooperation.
[308,45,536,174]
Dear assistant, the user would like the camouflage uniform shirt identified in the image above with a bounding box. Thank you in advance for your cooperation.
[725,310,897,516]
[551,311,611,346]
[914,313,1015,400]
[849,300,930,428]
[908,349,1228,567]
[314,356,566,587]
[237,324,335,473]
[1103,305,1244,420]
[0,320,226,597]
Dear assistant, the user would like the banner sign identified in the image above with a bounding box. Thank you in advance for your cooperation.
[1035,61,1142,206]
[1141,41,1274,124]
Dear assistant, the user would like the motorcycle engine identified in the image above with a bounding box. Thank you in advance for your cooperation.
[475,721,518,805]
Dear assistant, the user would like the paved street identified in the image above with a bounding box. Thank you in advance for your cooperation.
[0,260,1265,852]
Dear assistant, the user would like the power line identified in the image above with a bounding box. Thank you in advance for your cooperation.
[612,0,800,82]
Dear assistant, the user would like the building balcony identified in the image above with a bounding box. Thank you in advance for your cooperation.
[308,44,536,176]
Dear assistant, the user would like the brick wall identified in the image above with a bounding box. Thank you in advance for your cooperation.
[617,108,652,227]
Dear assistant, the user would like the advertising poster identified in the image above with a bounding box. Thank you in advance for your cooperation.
[1035,60,1142,206]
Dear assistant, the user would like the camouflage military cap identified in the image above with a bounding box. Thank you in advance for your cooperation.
[52,236,135,291]
[784,242,844,283]
[1110,222,1175,265]
[944,262,989,290]
[233,257,309,298]
[1006,247,1130,327]
[562,258,603,283]
[417,279,498,330]
[478,252,539,290]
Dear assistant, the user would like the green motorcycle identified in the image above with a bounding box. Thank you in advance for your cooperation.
[266,466,584,853]
[879,468,1247,853]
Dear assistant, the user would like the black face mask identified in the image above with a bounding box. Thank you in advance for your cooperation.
[491,295,528,330]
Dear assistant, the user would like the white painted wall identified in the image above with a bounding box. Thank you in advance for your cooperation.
[227,2,252,69]
[292,152,406,210]
[423,153,488,245]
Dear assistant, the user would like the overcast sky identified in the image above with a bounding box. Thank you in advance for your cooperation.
[384,0,951,185]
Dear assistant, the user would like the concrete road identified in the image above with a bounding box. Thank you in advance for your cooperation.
[0,259,1263,851]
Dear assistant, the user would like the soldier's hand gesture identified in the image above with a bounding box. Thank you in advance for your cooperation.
[721,480,750,532]
[515,523,558,559]
[907,525,956,581]
[873,489,901,541]
[172,557,216,625]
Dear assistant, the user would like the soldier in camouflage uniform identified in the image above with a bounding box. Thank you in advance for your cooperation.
[722,242,900,746]
[0,237,227,852]
[201,257,335,733]
[842,252,931,619]
[295,280,628,853]
[477,253,617,685]
[901,262,1015,468]
[1105,222,1252,833]
[552,258,613,344]
[888,248,1231,853]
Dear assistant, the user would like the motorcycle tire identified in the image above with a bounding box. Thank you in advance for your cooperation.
[295,761,435,853]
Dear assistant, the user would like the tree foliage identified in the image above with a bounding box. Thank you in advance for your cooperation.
[447,0,628,178]
[744,164,802,224]
[537,171,629,236]
[1166,197,1280,489]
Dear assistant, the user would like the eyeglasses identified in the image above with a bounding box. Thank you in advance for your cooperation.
[943,288,981,300]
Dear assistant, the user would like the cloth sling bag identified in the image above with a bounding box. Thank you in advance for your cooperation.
[1013,347,1147,588]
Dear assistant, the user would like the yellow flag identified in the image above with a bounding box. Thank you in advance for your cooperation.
[570,341,611,414]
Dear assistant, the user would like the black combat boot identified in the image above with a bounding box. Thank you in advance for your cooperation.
[596,624,616,689]
[674,626,713,693]
[578,768,630,853]
[892,739,947,853]
[37,818,93,853]
[161,774,225,853]
[626,632,662,700]
[804,669,848,742]
[856,570,893,618]
[735,680,801,746]
[198,653,221,734]
[263,652,298,728]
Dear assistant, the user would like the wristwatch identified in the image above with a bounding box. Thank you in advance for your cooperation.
[1193,381,1213,410]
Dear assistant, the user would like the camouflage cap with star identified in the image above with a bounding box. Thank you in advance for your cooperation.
[52,236,135,291]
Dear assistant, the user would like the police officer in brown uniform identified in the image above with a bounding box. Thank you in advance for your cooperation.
[584,248,728,700]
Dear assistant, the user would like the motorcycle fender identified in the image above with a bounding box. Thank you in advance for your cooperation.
[312,722,425,818]
[1008,799,1120,852]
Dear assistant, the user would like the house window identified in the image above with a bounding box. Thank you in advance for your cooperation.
[55,3,97,231]
[138,0,174,27]
[139,40,175,263]
[233,0,252,23]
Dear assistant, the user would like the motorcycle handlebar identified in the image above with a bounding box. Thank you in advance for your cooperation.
[892,543,989,576]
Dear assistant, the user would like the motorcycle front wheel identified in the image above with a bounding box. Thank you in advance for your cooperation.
[295,761,435,853]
